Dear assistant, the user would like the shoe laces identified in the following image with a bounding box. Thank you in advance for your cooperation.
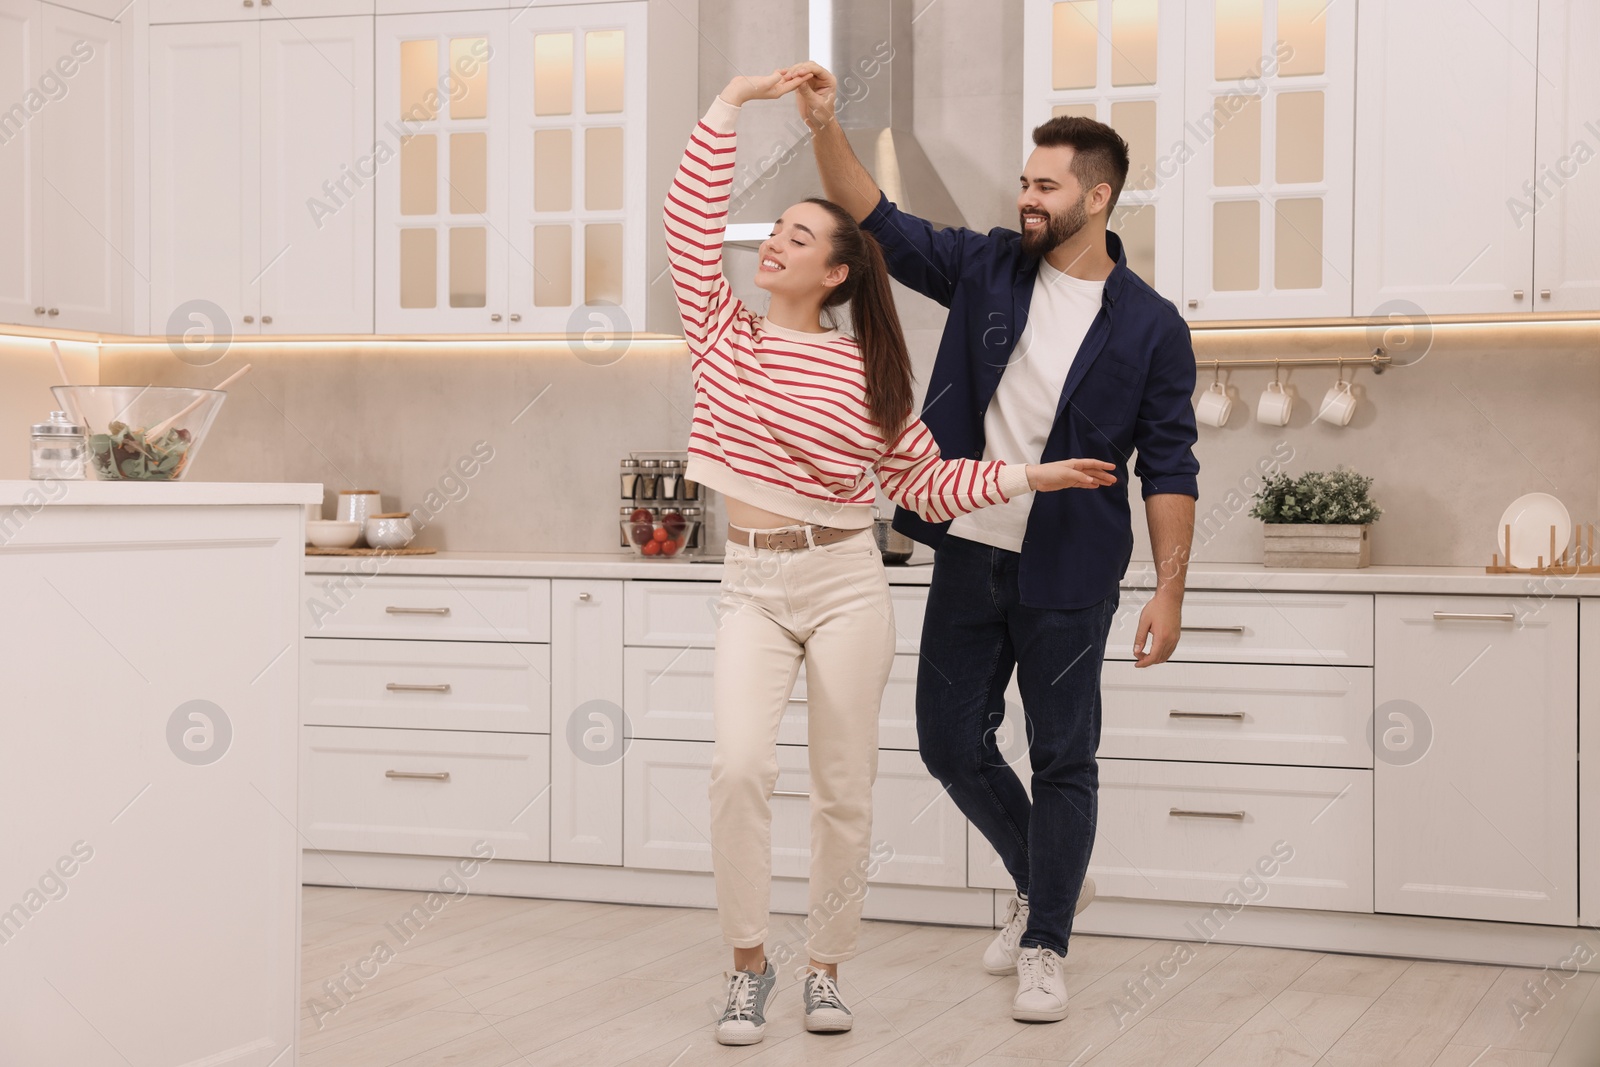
[1017,948,1060,994]
[722,970,758,1021]
[1000,895,1029,949]
[804,967,846,1011]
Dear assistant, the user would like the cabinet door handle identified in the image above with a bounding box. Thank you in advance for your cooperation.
[1169,808,1246,820]
[1513,289,1525,300]
[786,696,808,705]
[386,683,452,693]
[1187,299,1199,309]
[1181,625,1246,634]
[1432,611,1514,622]
[1540,289,1552,299]
[386,769,450,781]
[243,315,254,323]
[577,592,591,601]
[262,314,273,324]
[491,313,503,322]
[243,0,253,6]
[386,605,451,616]
[510,313,521,322]
[33,306,45,315]
[772,789,809,799]
[47,308,59,316]
[1169,710,1244,721]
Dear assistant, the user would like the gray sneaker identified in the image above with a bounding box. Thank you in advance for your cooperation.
[801,967,853,1032]
[715,961,776,1045]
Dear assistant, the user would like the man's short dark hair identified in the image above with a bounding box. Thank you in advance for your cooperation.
[1030,116,1131,212]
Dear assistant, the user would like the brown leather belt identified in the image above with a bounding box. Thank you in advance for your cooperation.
[726,523,869,552]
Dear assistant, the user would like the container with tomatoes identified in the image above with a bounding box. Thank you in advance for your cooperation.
[621,509,697,558]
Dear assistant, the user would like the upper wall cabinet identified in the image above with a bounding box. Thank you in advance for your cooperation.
[1533,0,1600,312]
[1022,0,1186,304]
[0,0,124,333]
[149,15,375,335]
[1354,0,1537,316]
[148,0,375,23]
[375,2,648,333]
[1182,0,1355,320]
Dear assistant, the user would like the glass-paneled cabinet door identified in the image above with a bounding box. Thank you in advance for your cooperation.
[1183,0,1355,320]
[376,10,511,332]
[1022,0,1185,303]
[508,2,647,333]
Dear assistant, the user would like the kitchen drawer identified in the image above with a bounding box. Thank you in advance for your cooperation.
[1090,760,1372,912]
[622,739,964,887]
[301,726,549,861]
[624,580,928,654]
[1110,589,1373,666]
[623,647,921,749]
[301,639,551,733]
[1100,661,1373,768]
[301,575,550,642]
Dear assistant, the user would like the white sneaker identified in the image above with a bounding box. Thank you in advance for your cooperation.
[801,966,854,1032]
[1012,946,1069,1022]
[982,894,1030,975]
[981,879,1095,976]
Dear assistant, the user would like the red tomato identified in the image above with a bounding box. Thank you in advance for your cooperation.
[661,540,679,556]
[652,526,670,543]
[641,539,661,556]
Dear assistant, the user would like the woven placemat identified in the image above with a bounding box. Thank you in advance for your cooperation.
[305,546,438,556]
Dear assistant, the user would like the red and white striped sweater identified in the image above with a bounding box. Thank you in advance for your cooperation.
[664,96,1032,530]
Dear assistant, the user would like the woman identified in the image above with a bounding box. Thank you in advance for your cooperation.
[665,68,1117,1046]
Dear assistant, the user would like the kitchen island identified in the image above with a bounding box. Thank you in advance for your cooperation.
[1,480,320,1067]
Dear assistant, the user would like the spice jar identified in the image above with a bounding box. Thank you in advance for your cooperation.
[679,468,700,501]
[30,411,85,480]
[619,458,641,499]
[636,459,660,500]
[682,506,703,550]
[659,459,681,500]
[619,505,636,547]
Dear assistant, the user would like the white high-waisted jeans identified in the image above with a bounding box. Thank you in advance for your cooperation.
[708,528,896,964]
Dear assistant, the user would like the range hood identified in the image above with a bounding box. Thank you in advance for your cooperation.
[723,0,967,246]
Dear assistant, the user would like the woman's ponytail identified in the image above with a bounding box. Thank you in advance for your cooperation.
[806,198,914,443]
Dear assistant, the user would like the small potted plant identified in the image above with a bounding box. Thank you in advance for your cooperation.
[1249,467,1383,568]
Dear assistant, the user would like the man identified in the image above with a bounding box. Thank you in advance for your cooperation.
[795,63,1199,1023]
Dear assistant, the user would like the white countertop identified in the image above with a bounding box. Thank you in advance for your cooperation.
[1,479,323,506]
[300,549,1600,596]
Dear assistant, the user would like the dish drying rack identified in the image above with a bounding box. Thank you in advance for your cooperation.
[1485,522,1600,574]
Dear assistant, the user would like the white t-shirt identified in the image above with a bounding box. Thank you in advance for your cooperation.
[947,259,1105,552]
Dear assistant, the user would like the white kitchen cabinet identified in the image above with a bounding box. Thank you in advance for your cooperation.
[149,0,374,22]
[259,15,375,333]
[149,20,260,334]
[1021,0,1186,300]
[151,15,374,336]
[550,577,624,865]
[0,0,123,332]
[1109,588,1374,666]
[1580,599,1600,926]
[1532,0,1600,312]
[623,739,967,888]
[1374,595,1577,926]
[301,573,550,641]
[1182,0,1356,320]
[1354,0,1538,315]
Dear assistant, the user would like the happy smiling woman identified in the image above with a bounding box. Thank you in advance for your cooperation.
[663,66,1120,1046]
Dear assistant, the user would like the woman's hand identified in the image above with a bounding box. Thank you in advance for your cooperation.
[786,61,838,130]
[721,68,812,107]
[1025,459,1118,492]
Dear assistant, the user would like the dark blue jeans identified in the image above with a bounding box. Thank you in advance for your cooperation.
[916,534,1119,957]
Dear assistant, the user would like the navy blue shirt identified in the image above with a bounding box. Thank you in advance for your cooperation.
[862,191,1200,610]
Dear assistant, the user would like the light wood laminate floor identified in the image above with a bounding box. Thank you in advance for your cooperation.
[299,886,1600,1066]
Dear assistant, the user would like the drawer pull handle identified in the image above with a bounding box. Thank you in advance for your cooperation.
[386,770,451,782]
[1169,807,1246,820]
[1181,625,1246,634]
[386,683,452,693]
[1432,611,1514,622]
[786,696,808,705]
[772,789,810,799]
[1169,710,1245,721]
[386,606,451,616]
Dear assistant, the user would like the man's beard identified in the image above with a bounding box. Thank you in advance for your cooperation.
[1019,194,1090,257]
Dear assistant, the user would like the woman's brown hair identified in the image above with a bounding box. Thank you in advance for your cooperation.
[805,197,914,443]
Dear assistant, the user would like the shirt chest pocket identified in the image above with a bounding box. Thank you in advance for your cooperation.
[1069,356,1143,431]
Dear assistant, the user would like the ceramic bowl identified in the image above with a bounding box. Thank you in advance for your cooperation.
[365,513,416,550]
[306,520,362,549]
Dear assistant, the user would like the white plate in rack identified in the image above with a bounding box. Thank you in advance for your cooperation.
[1495,493,1571,568]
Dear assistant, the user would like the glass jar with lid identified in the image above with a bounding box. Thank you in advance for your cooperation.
[30,410,85,480]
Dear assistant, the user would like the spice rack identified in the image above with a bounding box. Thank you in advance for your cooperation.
[1485,523,1600,574]
[618,450,704,552]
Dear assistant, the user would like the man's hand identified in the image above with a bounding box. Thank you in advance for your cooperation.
[721,68,811,108]
[1025,458,1117,492]
[786,61,838,130]
[1132,592,1180,667]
